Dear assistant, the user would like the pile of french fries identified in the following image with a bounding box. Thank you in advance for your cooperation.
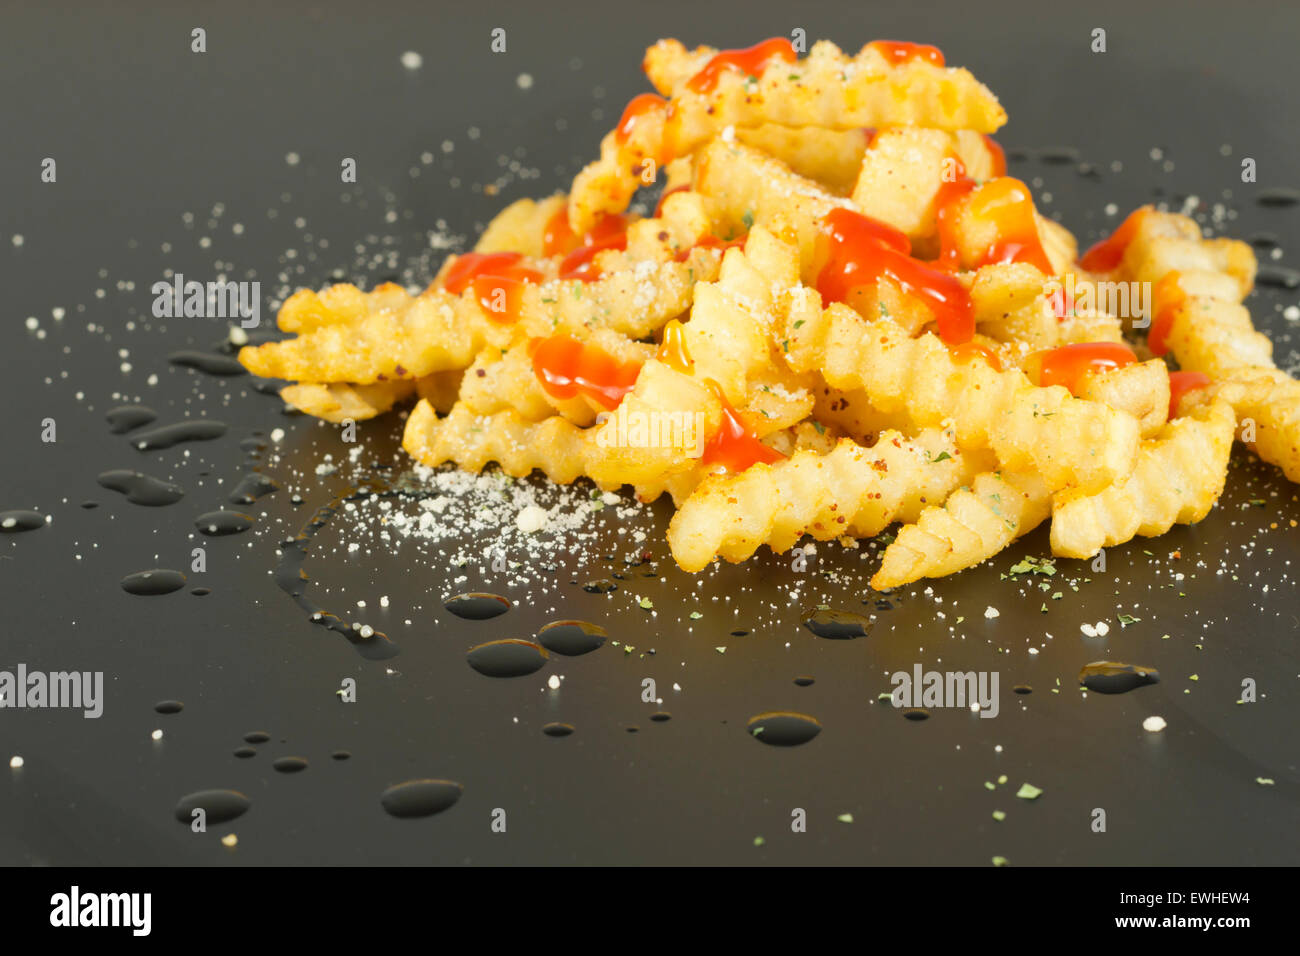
[240,37,1300,588]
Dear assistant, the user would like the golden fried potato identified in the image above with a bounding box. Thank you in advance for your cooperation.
[783,297,1140,494]
[402,400,592,485]
[667,429,969,571]
[280,380,416,423]
[1076,359,1170,438]
[872,469,1051,588]
[475,195,567,256]
[1050,400,1235,558]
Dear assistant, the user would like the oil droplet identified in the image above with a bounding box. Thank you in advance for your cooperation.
[542,722,574,737]
[0,510,45,533]
[379,779,463,818]
[466,639,549,678]
[168,350,247,376]
[275,487,399,661]
[105,404,157,434]
[746,711,822,746]
[194,510,253,536]
[1013,684,1033,695]
[228,473,279,505]
[794,676,815,687]
[1256,187,1300,207]
[649,711,672,722]
[537,620,607,656]
[902,708,931,721]
[801,607,874,639]
[445,592,510,620]
[97,470,185,506]
[582,578,618,594]
[121,569,187,596]
[272,757,308,773]
[331,750,351,760]
[1079,661,1161,694]
[243,731,270,744]
[173,789,250,824]
[1256,265,1300,290]
[1038,145,1080,164]
[233,747,256,758]
[132,420,227,451]
[191,587,211,596]
[154,700,184,715]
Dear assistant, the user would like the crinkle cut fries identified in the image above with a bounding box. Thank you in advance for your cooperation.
[241,37,1298,588]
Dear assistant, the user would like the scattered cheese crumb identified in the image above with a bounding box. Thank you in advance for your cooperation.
[1142,715,1167,733]
[984,606,1000,619]
[515,505,549,533]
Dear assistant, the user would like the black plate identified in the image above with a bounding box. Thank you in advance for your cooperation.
[1,0,1297,865]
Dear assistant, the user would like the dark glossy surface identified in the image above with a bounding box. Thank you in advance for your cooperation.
[1,0,1297,865]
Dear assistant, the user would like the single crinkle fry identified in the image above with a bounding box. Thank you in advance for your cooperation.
[667,429,971,572]
[280,380,416,423]
[871,469,1051,589]
[402,400,593,486]
[1050,400,1236,559]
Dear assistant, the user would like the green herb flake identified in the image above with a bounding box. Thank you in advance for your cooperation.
[1015,783,1043,801]
[992,810,1006,822]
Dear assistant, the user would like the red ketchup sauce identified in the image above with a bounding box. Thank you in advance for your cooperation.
[1149,270,1186,356]
[866,40,946,67]
[1079,206,1150,273]
[817,207,975,344]
[443,252,544,325]
[701,380,785,473]
[1033,342,1138,395]
[687,38,797,94]
[530,335,643,410]
[1167,370,1210,419]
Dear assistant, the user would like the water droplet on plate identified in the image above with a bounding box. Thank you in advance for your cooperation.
[746,711,822,746]
[97,469,185,506]
[173,789,250,823]
[466,639,549,678]
[121,569,187,596]
[105,404,157,434]
[131,420,227,451]
[0,510,46,533]
[379,779,463,818]
[168,350,247,376]
[801,607,873,640]
[194,510,253,536]
[1079,661,1160,694]
[537,619,607,656]
[445,592,510,620]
